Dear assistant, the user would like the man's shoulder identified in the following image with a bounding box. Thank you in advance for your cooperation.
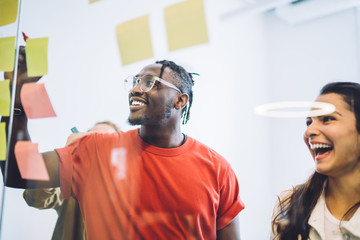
[82,129,137,145]
[187,136,227,162]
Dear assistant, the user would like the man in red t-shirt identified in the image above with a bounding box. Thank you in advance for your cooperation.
[4,55,244,239]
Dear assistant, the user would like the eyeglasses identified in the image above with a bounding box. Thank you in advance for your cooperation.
[124,75,182,93]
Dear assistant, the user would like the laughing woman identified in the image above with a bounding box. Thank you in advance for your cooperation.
[271,82,360,240]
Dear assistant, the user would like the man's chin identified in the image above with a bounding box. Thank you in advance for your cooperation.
[127,117,142,126]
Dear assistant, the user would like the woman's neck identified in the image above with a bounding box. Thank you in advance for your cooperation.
[325,170,360,220]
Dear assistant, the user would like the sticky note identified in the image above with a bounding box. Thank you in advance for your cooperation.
[20,82,56,119]
[0,0,18,26]
[14,141,49,180]
[0,80,11,116]
[0,36,16,71]
[25,37,48,77]
[0,122,6,161]
[89,0,100,3]
[164,0,209,51]
[116,15,153,65]
[111,148,126,179]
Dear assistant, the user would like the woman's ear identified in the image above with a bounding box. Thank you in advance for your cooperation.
[174,93,189,110]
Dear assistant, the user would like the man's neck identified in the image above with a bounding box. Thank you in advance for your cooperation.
[138,125,184,148]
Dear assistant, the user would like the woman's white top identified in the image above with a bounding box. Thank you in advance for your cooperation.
[271,188,360,240]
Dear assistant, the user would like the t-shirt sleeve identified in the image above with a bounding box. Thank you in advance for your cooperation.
[216,159,245,230]
[55,135,94,200]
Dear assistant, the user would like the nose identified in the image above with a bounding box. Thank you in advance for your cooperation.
[130,79,144,95]
[304,120,320,139]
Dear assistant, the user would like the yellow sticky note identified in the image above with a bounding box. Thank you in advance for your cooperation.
[116,15,153,66]
[89,0,101,3]
[0,36,16,71]
[0,80,11,116]
[0,0,18,27]
[164,0,209,51]
[25,37,48,77]
[0,122,6,161]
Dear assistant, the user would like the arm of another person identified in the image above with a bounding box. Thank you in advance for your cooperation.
[23,187,63,209]
[217,216,240,240]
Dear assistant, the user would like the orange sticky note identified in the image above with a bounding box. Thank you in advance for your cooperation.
[0,0,18,27]
[0,80,11,116]
[164,0,209,51]
[20,82,56,119]
[0,36,16,71]
[0,122,6,161]
[25,37,48,77]
[116,15,153,65]
[14,141,49,180]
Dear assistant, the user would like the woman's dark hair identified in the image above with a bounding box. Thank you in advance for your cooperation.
[155,60,195,125]
[273,173,327,239]
[320,82,360,132]
[273,82,360,240]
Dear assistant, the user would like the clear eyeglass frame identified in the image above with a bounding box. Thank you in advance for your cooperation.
[124,75,182,93]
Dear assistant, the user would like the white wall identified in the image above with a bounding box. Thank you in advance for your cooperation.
[0,0,359,239]
[267,6,360,196]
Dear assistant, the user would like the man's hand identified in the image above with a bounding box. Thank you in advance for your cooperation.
[4,46,41,108]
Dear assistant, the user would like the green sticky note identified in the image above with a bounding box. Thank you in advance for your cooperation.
[0,80,11,116]
[164,0,209,51]
[25,37,48,77]
[0,0,18,27]
[0,36,16,71]
[116,15,153,66]
[0,122,6,161]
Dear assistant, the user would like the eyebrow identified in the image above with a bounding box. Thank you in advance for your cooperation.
[134,74,156,78]
[307,111,343,118]
[334,111,342,116]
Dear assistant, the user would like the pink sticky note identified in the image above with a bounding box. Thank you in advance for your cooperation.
[20,82,56,119]
[14,141,49,181]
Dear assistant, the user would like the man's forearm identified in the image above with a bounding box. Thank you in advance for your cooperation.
[1,112,60,189]
[217,216,241,240]
[0,113,30,188]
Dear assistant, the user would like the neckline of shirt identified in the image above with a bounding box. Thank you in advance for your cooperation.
[133,129,191,156]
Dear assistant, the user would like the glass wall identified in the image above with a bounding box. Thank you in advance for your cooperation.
[0,0,359,239]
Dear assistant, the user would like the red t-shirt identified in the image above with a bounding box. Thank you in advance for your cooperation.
[56,129,244,239]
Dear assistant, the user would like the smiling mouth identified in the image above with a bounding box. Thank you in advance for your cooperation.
[129,99,146,111]
[131,100,145,106]
[311,143,333,159]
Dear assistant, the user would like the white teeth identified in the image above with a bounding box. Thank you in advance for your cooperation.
[310,143,332,150]
[131,100,145,106]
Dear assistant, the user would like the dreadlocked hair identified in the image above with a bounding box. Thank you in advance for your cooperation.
[155,60,195,124]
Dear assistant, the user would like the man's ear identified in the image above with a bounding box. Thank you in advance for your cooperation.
[174,93,189,110]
